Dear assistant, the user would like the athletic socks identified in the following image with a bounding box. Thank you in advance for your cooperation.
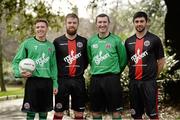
[74,116,84,120]
[27,112,35,120]
[39,112,47,120]
[112,116,122,120]
[53,114,63,120]
[93,116,102,120]
[27,112,48,120]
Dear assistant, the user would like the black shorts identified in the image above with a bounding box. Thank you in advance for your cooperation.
[54,77,87,112]
[89,73,123,112]
[129,80,158,119]
[21,77,53,112]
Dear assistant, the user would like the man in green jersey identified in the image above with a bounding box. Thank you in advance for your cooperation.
[87,13,127,120]
[12,19,58,120]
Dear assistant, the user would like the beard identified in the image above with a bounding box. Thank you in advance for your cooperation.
[136,26,145,33]
[66,28,77,35]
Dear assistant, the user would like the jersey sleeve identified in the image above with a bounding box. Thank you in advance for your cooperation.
[154,37,165,60]
[12,41,27,77]
[50,45,58,88]
[84,39,89,69]
[125,39,130,60]
[87,39,92,66]
[116,37,127,73]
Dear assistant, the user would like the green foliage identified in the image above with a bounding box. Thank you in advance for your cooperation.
[158,53,180,103]
[162,80,180,103]
[5,1,64,43]
[120,67,129,91]
[160,54,180,80]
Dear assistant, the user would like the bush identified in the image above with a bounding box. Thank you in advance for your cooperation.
[162,80,180,103]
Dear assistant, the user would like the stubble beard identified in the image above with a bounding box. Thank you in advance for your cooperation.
[136,26,145,33]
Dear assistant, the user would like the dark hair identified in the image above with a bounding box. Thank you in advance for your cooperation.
[35,19,48,27]
[65,13,79,23]
[133,11,148,22]
[96,13,110,23]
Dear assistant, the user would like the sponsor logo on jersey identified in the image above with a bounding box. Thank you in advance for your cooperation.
[128,42,136,45]
[150,113,158,116]
[116,107,123,111]
[131,49,148,64]
[64,50,81,64]
[77,42,83,48]
[79,107,85,110]
[59,43,68,46]
[93,51,110,65]
[144,40,150,46]
[35,52,50,67]
[92,44,98,49]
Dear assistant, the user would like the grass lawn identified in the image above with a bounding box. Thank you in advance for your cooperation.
[0,86,24,97]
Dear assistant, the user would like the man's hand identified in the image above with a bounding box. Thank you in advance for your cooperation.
[21,70,32,78]
[53,88,58,95]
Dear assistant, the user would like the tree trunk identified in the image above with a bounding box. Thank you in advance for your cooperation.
[0,38,6,91]
[164,0,180,72]
[0,12,7,92]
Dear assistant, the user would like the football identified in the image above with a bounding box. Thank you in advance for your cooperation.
[19,58,36,73]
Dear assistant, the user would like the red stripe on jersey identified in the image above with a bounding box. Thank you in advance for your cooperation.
[135,38,144,80]
[68,40,77,76]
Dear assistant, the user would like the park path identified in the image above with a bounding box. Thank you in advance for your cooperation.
[0,98,115,120]
[0,98,73,120]
[1,98,177,120]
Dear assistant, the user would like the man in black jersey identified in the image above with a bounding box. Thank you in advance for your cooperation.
[53,13,88,120]
[125,11,165,119]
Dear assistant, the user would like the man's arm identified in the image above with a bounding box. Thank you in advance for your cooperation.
[157,57,166,77]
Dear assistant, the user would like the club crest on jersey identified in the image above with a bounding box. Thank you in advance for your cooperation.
[77,42,83,48]
[144,40,150,47]
[92,44,98,49]
[105,43,111,48]
[48,48,52,52]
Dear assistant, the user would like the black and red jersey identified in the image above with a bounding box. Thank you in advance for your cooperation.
[53,34,88,78]
[125,31,164,81]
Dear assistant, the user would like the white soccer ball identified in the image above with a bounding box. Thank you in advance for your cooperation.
[19,58,36,73]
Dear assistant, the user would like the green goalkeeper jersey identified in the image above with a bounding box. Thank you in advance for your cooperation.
[12,37,58,88]
[87,33,127,75]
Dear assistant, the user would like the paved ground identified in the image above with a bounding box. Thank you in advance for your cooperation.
[0,98,114,120]
[0,97,179,120]
[0,99,74,120]
[0,99,26,120]
[1,98,179,120]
